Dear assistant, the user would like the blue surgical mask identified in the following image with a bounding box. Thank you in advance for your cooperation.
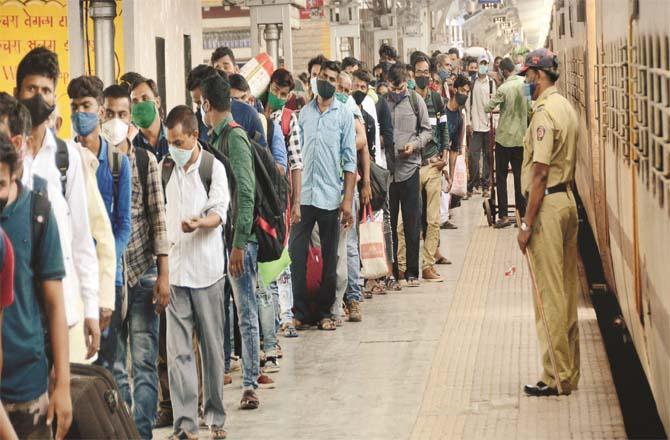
[168,144,195,169]
[71,111,99,137]
[479,65,488,75]
[438,69,449,81]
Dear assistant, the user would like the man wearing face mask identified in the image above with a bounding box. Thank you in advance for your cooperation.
[67,76,132,368]
[102,84,169,438]
[15,47,102,363]
[445,74,470,189]
[162,106,229,439]
[466,56,497,199]
[129,76,170,163]
[517,48,580,397]
[485,57,529,229]
[384,63,433,287]
[291,60,357,331]
[396,54,450,283]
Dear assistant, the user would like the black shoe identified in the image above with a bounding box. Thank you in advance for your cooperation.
[441,221,458,230]
[154,408,173,428]
[523,381,559,397]
[493,218,512,229]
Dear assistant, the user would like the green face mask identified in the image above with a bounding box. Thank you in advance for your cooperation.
[335,92,349,104]
[267,92,287,110]
[407,79,416,90]
[131,101,157,129]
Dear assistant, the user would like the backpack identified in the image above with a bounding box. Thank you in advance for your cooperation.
[30,176,53,365]
[218,121,289,263]
[280,108,292,140]
[54,137,69,196]
[361,108,376,160]
[105,143,123,206]
[406,90,423,136]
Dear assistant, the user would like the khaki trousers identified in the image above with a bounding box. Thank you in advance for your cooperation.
[527,191,580,390]
[398,163,442,272]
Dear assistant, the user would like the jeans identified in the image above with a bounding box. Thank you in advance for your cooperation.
[96,285,124,372]
[495,144,526,218]
[276,269,294,326]
[167,278,227,434]
[390,168,421,279]
[227,242,260,389]
[111,266,160,439]
[257,280,278,357]
[468,131,491,192]
[289,205,340,324]
[345,199,362,303]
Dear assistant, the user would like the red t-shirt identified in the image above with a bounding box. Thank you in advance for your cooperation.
[1,230,15,308]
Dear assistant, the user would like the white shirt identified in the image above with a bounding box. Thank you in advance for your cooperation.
[468,76,496,133]
[164,146,229,288]
[361,95,386,168]
[22,129,100,326]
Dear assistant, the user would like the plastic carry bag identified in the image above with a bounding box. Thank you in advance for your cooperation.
[359,205,388,280]
[449,154,467,197]
[440,191,451,224]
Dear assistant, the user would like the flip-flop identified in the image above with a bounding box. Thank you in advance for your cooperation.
[318,318,336,331]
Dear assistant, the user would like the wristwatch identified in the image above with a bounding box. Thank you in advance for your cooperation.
[520,221,530,232]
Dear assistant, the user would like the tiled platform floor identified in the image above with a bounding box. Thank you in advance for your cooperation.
[155,195,625,440]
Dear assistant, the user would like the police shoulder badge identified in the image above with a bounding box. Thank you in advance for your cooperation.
[536,126,546,141]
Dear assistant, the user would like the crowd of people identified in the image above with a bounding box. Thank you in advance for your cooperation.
[0,41,536,439]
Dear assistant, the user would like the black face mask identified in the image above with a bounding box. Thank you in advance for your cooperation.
[20,94,56,127]
[415,76,430,90]
[456,93,469,107]
[0,198,7,213]
[352,90,367,106]
[316,79,336,100]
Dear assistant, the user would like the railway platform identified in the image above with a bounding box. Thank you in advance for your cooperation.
[154,196,626,440]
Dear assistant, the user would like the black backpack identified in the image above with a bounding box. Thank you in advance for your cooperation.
[218,121,289,263]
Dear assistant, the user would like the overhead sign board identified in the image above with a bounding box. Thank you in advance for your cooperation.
[478,0,502,4]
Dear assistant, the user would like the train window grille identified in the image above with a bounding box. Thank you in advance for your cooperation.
[604,39,630,165]
[634,32,670,215]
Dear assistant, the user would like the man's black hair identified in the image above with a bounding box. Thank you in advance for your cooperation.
[499,58,515,74]
[211,46,236,65]
[16,46,60,91]
[165,105,198,135]
[388,63,408,85]
[0,132,19,174]
[119,72,145,90]
[187,64,221,91]
[307,54,327,75]
[453,74,470,90]
[320,60,341,75]
[228,73,250,93]
[431,50,442,58]
[201,74,231,112]
[411,52,431,70]
[447,47,459,56]
[341,57,360,70]
[130,76,160,98]
[270,69,295,90]
[103,84,131,102]
[0,92,31,137]
[67,75,104,104]
[379,43,398,61]
[352,69,372,84]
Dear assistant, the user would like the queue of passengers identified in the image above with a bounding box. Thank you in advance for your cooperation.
[0,42,530,439]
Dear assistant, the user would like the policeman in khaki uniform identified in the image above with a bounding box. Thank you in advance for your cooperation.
[516,48,580,396]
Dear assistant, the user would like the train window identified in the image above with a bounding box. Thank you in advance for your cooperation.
[576,0,586,22]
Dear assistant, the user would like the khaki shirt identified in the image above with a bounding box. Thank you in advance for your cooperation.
[521,86,579,195]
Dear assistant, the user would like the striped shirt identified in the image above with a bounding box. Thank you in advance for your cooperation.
[270,108,303,171]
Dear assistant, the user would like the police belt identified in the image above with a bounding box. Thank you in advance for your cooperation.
[544,182,569,196]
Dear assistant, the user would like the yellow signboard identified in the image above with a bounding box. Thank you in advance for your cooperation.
[0,0,124,138]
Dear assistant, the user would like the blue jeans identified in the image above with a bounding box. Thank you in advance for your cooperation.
[227,242,260,389]
[102,267,159,439]
[346,199,362,303]
[257,281,277,357]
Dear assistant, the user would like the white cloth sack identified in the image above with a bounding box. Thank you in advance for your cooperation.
[440,191,451,224]
[359,206,388,280]
[449,154,467,197]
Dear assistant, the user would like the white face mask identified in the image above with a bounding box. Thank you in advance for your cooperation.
[101,118,129,146]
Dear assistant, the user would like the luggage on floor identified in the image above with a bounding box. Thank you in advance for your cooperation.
[359,205,388,280]
[66,363,140,439]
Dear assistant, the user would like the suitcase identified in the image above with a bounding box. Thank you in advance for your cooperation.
[66,363,141,439]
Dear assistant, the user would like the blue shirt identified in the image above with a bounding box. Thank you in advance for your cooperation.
[270,119,288,173]
[298,98,356,210]
[196,104,268,149]
[133,123,169,162]
[446,106,463,152]
[96,137,132,285]
[1,183,65,403]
